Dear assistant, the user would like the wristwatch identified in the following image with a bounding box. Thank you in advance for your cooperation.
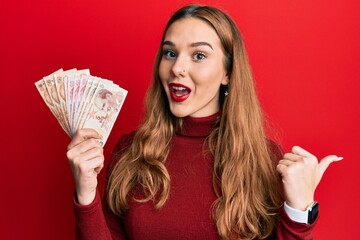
[307,201,319,224]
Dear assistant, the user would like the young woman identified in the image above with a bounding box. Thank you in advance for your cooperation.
[67,5,342,240]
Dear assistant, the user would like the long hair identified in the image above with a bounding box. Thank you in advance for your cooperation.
[107,5,282,239]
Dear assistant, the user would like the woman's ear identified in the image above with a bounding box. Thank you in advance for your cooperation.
[221,74,229,85]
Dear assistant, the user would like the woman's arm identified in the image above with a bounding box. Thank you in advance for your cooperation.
[68,129,128,240]
[276,146,342,239]
[277,146,342,211]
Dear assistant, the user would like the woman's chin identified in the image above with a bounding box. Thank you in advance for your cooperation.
[169,106,190,118]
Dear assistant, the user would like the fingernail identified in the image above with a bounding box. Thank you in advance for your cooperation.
[336,157,344,161]
[95,139,103,146]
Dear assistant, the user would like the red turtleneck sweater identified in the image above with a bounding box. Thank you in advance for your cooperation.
[73,113,317,239]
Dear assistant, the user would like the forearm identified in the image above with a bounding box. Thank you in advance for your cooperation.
[73,189,112,240]
[276,206,318,240]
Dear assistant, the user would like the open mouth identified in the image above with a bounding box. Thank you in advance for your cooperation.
[169,83,191,102]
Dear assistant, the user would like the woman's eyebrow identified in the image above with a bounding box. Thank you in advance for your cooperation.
[190,42,213,50]
[162,40,175,47]
[162,40,213,50]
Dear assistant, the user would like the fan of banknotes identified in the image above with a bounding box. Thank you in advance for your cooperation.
[35,69,127,146]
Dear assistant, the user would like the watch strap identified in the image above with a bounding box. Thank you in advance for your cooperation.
[307,201,319,224]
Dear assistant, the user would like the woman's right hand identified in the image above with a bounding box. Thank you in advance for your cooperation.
[66,128,104,205]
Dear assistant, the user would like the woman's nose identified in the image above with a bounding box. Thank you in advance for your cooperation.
[171,55,187,77]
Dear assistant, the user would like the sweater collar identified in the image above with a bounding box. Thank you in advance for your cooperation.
[176,112,220,138]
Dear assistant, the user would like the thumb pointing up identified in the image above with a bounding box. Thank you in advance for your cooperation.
[318,155,343,180]
[277,146,343,210]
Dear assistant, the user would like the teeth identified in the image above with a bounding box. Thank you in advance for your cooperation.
[173,86,187,90]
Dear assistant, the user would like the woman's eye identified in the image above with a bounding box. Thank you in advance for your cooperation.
[193,52,206,61]
[163,50,177,59]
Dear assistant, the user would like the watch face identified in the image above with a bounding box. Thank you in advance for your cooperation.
[307,202,319,224]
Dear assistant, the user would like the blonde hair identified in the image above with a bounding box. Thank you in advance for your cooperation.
[108,5,282,239]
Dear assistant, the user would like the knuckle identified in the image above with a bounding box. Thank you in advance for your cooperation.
[276,164,288,175]
[277,160,285,166]
[77,128,86,136]
[96,147,103,156]
[89,138,96,144]
[291,146,298,152]
[67,151,80,165]
[78,162,88,173]
[72,156,81,165]
[283,153,290,159]
[300,157,308,164]
[66,151,73,161]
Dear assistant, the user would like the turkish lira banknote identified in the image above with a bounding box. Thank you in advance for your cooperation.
[35,69,127,145]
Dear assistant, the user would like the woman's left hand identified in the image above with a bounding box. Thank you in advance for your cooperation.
[276,146,343,211]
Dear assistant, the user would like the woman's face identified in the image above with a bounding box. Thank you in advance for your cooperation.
[159,17,228,118]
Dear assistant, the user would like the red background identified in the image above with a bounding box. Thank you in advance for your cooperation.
[1,0,359,239]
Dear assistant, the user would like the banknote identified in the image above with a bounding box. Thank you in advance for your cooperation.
[74,75,97,132]
[69,69,90,134]
[75,76,101,134]
[54,68,77,135]
[35,69,127,145]
[82,82,127,145]
[35,69,71,135]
